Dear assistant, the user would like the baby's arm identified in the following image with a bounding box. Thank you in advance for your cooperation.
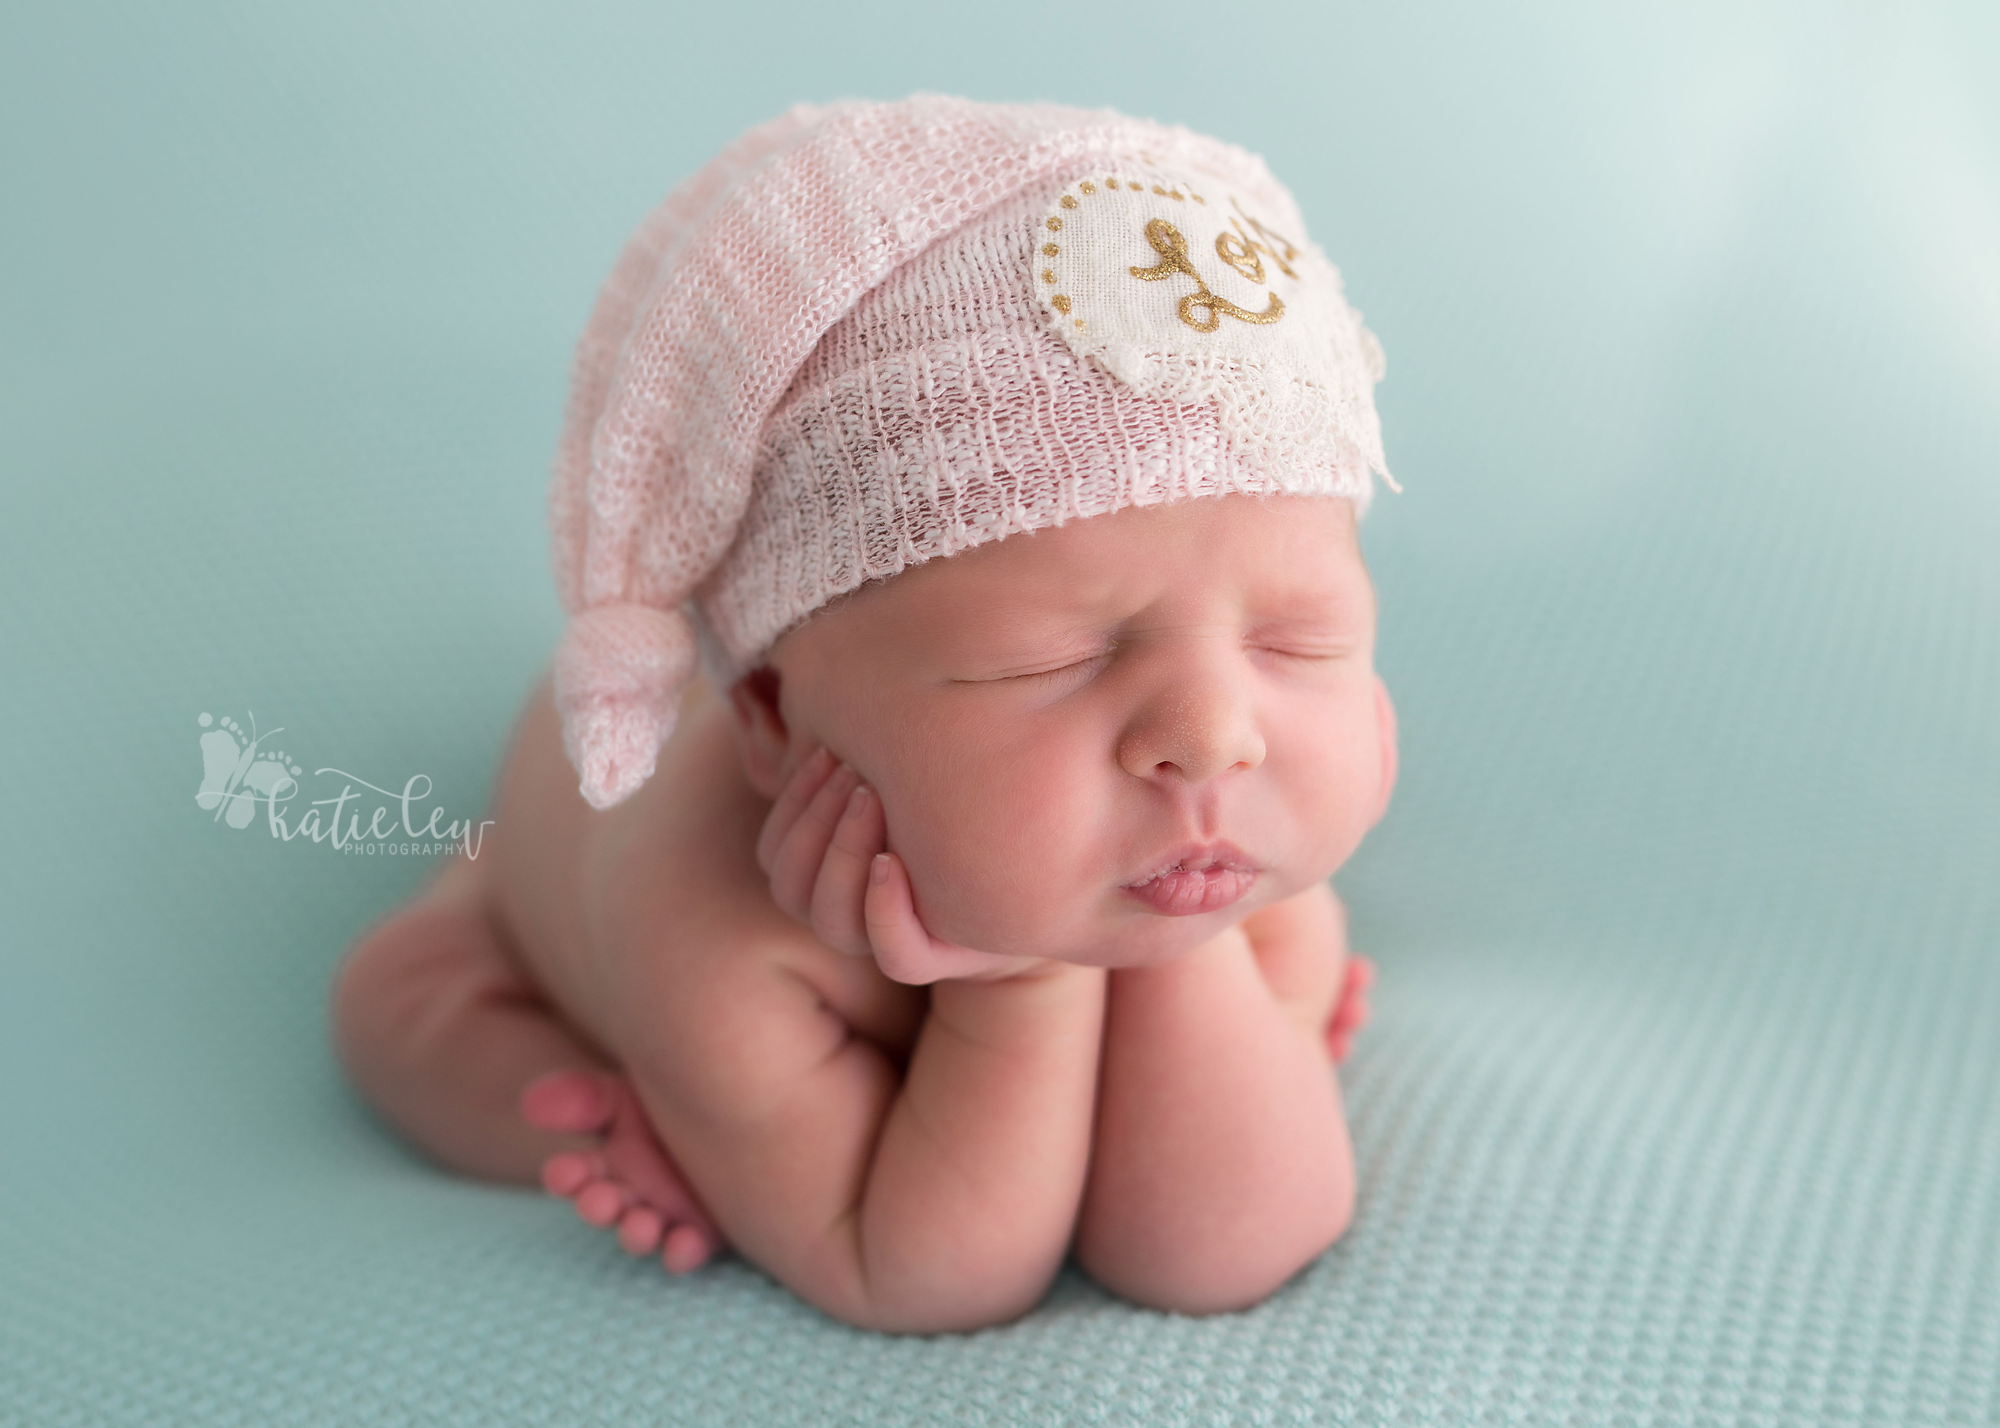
[1242,880,1374,1061]
[743,758,1364,1321]
[1074,883,1357,1315]
[624,889,1104,1333]
[605,752,1105,1332]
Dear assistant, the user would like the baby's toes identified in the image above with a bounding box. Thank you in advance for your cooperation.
[661,1223,716,1275]
[574,1179,629,1228]
[540,1149,607,1198]
[602,1085,723,1232]
[617,1206,665,1256]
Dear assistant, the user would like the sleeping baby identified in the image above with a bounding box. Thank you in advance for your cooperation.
[332,95,1397,1334]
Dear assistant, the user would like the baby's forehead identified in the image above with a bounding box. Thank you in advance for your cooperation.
[853,497,1369,632]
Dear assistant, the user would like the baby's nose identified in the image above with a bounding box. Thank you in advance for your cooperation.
[1115,649,1265,783]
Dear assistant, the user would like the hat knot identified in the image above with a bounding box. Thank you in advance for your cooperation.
[552,603,698,811]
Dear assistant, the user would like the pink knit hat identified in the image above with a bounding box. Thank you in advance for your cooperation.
[549,94,1395,810]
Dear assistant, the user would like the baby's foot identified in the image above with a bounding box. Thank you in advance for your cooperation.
[521,1070,727,1275]
[1326,953,1376,1063]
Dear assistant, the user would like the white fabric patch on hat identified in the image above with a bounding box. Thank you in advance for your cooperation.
[1032,165,1395,494]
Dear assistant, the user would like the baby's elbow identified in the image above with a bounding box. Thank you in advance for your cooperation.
[1086,1182,1356,1319]
[808,1270,1057,1337]
[1132,1212,1352,1318]
[843,1281,1054,1336]
[786,1214,1062,1337]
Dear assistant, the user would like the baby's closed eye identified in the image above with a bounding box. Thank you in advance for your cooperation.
[1249,641,1359,665]
[951,645,1117,686]
[953,629,1360,689]
[1015,649,1117,686]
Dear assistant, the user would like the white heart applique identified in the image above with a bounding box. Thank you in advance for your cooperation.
[1033,165,1397,497]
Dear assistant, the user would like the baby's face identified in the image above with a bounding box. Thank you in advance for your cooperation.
[761,493,1396,968]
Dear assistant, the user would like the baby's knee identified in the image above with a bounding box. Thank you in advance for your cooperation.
[329,914,412,1082]
[329,892,486,1077]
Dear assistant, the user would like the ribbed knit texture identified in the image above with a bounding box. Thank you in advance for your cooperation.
[705,183,1374,668]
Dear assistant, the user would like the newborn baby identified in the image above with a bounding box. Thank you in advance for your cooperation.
[332,97,1397,1334]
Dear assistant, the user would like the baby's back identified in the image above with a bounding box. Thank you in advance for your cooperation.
[488,670,927,1091]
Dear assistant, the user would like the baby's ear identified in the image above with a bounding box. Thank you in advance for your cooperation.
[727,668,791,800]
[1372,675,1399,827]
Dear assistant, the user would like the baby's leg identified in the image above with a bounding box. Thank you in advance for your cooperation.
[332,852,613,1184]
[333,854,728,1270]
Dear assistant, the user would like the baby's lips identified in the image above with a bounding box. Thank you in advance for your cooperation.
[1123,864,1258,916]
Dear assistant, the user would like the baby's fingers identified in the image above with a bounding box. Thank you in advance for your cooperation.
[863,853,1021,984]
[767,761,862,922]
[755,745,837,877]
[809,783,886,957]
[1326,953,1376,1061]
[863,853,946,984]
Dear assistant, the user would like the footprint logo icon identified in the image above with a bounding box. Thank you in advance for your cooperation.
[196,712,304,830]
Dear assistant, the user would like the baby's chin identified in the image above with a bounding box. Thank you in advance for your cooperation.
[921,886,1271,969]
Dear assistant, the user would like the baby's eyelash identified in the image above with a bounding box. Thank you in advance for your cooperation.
[1021,650,1115,681]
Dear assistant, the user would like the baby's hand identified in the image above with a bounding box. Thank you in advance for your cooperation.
[755,746,1043,985]
[1325,952,1375,1063]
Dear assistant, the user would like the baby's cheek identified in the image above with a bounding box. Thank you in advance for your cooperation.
[1269,696,1383,867]
[883,744,1102,950]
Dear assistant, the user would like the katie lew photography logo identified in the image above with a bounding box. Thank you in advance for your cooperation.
[193,711,494,859]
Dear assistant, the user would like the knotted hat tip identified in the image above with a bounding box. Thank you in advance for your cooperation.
[552,604,699,811]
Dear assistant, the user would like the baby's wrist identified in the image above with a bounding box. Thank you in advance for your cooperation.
[924,958,1104,1061]
[938,954,1094,988]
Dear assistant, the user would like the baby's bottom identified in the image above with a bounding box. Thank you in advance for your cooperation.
[332,853,724,1272]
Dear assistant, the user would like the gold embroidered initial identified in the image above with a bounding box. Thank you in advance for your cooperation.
[1128,218,1284,332]
[1220,200,1299,281]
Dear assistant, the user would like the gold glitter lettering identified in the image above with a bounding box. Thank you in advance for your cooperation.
[1215,229,1264,283]
[1227,199,1299,279]
[1053,294,1073,315]
[1128,218,1284,332]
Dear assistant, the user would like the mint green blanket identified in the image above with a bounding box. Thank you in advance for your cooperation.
[3,4,1995,1423]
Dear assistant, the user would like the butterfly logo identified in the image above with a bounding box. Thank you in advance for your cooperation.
[195,711,302,830]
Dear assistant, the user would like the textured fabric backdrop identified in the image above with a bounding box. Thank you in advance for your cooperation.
[2,3,1996,1425]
